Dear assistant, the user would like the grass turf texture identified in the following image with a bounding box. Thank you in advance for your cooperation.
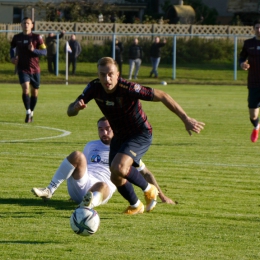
[0,61,248,85]
[0,83,260,260]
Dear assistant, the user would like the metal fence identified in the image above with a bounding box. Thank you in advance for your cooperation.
[1,22,254,42]
[0,28,254,80]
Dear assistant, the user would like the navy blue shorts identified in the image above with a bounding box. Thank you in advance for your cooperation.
[18,71,40,89]
[248,88,260,109]
[109,132,152,168]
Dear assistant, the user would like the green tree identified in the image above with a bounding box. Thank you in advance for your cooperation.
[185,0,218,25]
[34,0,125,23]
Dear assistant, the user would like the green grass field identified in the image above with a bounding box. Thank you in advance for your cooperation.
[0,83,260,260]
[0,61,248,85]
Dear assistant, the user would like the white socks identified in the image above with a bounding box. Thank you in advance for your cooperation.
[47,158,75,194]
[90,191,103,208]
[26,109,31,115]
[143,183,151,192]
[131,199,141,208]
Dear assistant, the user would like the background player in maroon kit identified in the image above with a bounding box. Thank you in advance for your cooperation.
[10,17,47,123]
[239,19,260,142]
[67,57,205,215]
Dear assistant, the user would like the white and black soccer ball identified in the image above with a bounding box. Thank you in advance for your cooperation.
[161,81,167,85]
[70,207,100,236]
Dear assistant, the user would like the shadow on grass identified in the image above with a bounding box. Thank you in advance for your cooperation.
[0,197,76,210]
[0,240,54,244]
[151,142,196,147]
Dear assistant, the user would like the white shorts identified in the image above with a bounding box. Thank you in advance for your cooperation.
[67,168,117,204]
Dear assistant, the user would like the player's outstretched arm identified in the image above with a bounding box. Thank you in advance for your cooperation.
[153,89,205,135]
[67,99,87,117]
[140,166,177,204]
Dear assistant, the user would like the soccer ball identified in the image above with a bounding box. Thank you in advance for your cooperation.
[70,207,100,236]
[161,81,167,85]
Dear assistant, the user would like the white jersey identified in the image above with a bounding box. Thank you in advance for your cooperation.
[82,139,111,184]
[83,139,146,175]
[67,139,146,204]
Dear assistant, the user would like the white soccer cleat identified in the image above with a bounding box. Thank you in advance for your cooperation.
[31,187,52,200]
[79,191,103,209]
[79,191,94,208]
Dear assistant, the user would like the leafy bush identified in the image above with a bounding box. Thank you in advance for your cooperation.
[174,37,239,64]
[0,35,11,62]
[0,35,243,65]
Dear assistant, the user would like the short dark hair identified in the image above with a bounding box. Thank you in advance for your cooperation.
[97,116,107,124]
[22,17,32,22]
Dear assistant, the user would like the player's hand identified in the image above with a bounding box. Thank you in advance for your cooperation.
[28,42,34,51]
[159,194,178,204]
[74,99,86,111]
[184,117,205,135]
[11,56,18,65]
[241,61,250,70]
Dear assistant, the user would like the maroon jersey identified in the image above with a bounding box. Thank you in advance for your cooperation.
[78,77,154,140]
[239,37,260,88]
[10,32,46,74]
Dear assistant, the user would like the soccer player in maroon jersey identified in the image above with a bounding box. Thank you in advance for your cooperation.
[10,17,47,123]
[239,19,260,142]
[67,57,205,215]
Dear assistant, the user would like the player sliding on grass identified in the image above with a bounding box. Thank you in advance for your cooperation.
[32,117,176,209]
[66,57,205,215]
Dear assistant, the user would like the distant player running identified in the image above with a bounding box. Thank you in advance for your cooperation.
[10,17,47,123]
[239,19,260,142]
[32,117,176,208]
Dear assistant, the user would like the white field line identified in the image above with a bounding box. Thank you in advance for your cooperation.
[1,123,258,168]
[0,122,71,143]
[144,159,260,168]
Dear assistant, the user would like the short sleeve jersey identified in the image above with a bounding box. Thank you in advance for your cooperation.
[10,32,45,74]
[82,139,112,184]
[78,77,154,140]
[239,37,260,88]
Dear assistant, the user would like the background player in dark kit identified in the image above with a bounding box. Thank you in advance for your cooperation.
[10,17,47,123]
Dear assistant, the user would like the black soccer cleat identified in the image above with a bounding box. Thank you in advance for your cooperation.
[25,113,33,123]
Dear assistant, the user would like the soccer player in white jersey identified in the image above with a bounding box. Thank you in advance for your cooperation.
[32,117,176,210]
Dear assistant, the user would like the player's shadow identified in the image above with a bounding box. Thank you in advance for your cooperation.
[152,142,196,147]
[0,240,53,245]
[0,197,76,211]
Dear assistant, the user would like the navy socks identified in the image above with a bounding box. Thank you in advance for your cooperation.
[117,167,149,205]
[126,166,148,190]
[117,181,138,205]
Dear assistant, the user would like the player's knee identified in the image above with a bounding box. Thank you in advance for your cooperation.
[110,174,120,185]
[110,162,128,177]
[97,182,109,189]
[67,150,85,164]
